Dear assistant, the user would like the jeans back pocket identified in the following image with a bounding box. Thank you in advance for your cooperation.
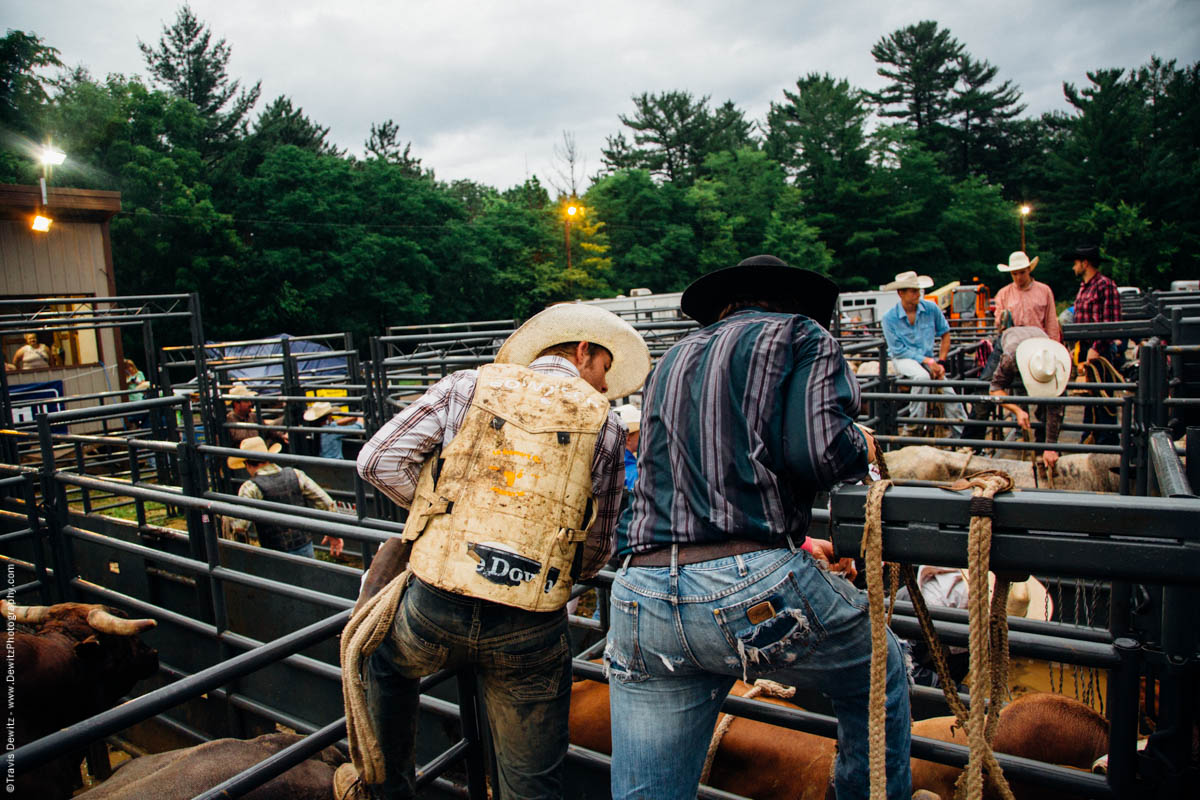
[713,571,828,680]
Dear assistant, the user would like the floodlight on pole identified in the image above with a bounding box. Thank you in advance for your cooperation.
[564,203,580,271]
[41,146,66,166]
[1018,204,1032,252]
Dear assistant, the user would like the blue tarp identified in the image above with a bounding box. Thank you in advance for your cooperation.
[206,335,349,393]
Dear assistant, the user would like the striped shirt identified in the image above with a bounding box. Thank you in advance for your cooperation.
[357,356,626,579]
[619,309,869,556]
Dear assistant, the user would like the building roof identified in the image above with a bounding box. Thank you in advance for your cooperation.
[0,183,121,223]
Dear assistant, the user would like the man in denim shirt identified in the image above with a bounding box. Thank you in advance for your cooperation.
[606,256,911,800]
[880,270,967,438]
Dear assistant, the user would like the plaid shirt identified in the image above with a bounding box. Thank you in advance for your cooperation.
[619,309,869,556]
[357,356,626,579]
[1073,272,1122,353]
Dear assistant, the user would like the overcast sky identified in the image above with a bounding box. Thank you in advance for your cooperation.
[8,0,1200,191]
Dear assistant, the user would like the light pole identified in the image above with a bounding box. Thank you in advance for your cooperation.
[564,203,578,271]
[1019,204,1031,252]
[33,142,67,232]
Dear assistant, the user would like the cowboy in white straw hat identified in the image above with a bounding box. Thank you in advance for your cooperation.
[225,436,344,559]
[994,251,1060,341]
[304,401,364,459]
[880,270,968,439]
[987,330,1072,470]
[225,383,288,448]
[338,303,650,799]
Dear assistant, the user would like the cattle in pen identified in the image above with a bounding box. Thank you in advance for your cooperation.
[569,678,1109,799]
[2,599,159,799]
[883,445,1121,492]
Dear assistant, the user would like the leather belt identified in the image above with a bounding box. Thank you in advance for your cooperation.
[628,539,774,568]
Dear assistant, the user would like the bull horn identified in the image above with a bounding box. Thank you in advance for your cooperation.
[86,607,157,636]
[0,599,51,624]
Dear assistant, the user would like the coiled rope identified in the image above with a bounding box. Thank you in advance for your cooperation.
[862,468,1017,800]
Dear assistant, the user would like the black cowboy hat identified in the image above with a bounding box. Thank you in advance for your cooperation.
[680,255,839,328]
[1064,244,1103,265]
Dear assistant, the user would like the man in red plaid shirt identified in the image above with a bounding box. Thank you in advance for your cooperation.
[1070,244,1123,363]
[1069,244,1123,445]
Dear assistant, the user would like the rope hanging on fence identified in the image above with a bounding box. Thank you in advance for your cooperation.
[861,469,1018,800]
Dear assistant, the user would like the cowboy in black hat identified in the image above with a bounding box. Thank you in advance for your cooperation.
[1067,243,1123,444]
[605,255,912,800]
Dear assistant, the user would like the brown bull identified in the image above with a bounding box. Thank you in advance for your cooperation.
[569,678,1109,799]
[2,599,158,800]
[75,733,345,800]
[883,445,1121,492]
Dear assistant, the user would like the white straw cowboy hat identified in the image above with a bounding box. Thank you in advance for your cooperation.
[1015,338,1072,398]
[228,383,256,399]
[883,270,933,290]
[614,403,641,432]
[495,303,651,400]
[303,401,335,422]
[998,251,1039,273]
[227,436,282,470]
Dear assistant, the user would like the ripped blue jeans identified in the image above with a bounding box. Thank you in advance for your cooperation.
[605,546,911,800]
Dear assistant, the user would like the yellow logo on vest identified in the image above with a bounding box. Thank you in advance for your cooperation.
[488,465,526,496]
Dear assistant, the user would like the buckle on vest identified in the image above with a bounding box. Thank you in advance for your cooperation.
[557,432,570,444]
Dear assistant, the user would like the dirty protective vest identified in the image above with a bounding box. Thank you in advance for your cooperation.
[404,362,610,612]
[250,468,312,553]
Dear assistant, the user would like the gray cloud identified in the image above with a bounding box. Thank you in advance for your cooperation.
[8,0,1199,190]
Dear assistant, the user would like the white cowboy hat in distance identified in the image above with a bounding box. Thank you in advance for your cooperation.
[1016,338,1072,398]
[998,251,1039,273]
[227,436,283,470]
[883,270,934,291]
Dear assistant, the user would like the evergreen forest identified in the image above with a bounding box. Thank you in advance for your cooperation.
[3,7,1197,342]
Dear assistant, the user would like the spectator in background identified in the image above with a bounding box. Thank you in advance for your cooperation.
[304,401,365,459]
[994,251,1060,340]
[226,436,343,558]
[123,359,152,433]
[226,383,288,448]
[612,403,641,546]
[1069,244,1123,365]
[1069,244,1123,446]
[13,333,52,370]
[880,270,967,439]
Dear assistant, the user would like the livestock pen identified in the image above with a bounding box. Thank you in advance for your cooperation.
[1,292,1198,798]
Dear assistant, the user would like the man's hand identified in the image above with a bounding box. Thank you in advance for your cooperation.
[808,538,859,581]
[924,358,946,380]
[1014,408,1031,432]
[1042,450,1059,470]
[322,536,344,558]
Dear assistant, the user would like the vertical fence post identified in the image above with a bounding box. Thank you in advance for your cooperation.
[36,414,74,603]
[0,359,17,466]
[21,472,50,603]
[1105,637,1141,798]
[455,670,490,800]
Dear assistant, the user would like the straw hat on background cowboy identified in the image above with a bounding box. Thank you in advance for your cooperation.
[998,251,1039,273]
[882,270,935,290]
[614,403,641,432]
[1016,337,1072,398]
[680,254,839,329]
[228,383,256,399]
[303,401,336,423]
[227,436,282,470]
[495,303,651,399]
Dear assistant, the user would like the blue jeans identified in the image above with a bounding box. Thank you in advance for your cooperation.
[286,540,316,558]
[605,547,912,800]
[364,576,572,799]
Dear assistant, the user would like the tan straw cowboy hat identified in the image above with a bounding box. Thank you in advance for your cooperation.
[228,383,256,398]
[496,303,651,400]
[227,436,282,469]
[303,401,335,422]
[1016,338,1071,398]
[998,251,1039,273]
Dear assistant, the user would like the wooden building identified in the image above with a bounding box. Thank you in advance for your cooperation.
[0,184,124,426]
